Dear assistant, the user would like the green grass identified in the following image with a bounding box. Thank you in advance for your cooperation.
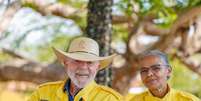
[169,57,201,98]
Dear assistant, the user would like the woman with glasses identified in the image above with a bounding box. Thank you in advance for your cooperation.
[128,50,200,101]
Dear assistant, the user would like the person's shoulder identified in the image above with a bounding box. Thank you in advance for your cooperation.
[28,80,64,100]
[174,89,200,101]
[97,85,123,100]
[38,80,63,89]
[129,91,149,100]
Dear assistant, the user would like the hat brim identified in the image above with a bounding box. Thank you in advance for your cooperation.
[52,47,116,70]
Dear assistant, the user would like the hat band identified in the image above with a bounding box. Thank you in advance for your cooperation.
[68,51,98,56]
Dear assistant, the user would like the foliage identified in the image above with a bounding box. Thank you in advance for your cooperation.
[36,35,74,62]
[175,0,201,9]
[135,0,178,28]
[1,0,201,99]
[112,24,129,42]
[113,0,134,16]
[0,52,13,62]
[169,57,201,98]
[0,8,82,62]
[58,0,88,8]
[134,0,201,28]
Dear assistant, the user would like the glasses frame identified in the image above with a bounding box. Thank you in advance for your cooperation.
[140,64,170,75]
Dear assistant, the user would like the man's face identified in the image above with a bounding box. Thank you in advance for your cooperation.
[64,58,99,88]
[139,55,171,90]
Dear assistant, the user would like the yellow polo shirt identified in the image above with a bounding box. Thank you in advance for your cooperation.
[28,80,122,101]
[128,88,200,101]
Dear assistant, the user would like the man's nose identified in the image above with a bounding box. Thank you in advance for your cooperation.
[79,62,88,69]
[147,69,154,76]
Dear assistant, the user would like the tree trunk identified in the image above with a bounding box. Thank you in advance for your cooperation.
[85,0,113,86]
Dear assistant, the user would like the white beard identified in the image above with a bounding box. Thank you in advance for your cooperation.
[67,70,96,88]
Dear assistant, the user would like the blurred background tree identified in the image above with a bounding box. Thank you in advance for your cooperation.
[0,0,201,100]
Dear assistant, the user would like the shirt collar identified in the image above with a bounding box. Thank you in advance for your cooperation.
[64,80,74,101]
[147,84,171,99]
[56,79,97,101]
[73,80,97,101]
[63,79,70,92]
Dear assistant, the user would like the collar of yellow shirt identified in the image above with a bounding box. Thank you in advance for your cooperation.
[145,85,200,101]
[56,79,96,101]
[147,85,172,100]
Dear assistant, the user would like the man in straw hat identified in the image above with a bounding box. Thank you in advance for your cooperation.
[28,37,122,101]
[128,50,200,101]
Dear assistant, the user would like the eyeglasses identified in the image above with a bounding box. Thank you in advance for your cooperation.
[140,64,169,75]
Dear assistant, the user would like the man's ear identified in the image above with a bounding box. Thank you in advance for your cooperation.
[96,62,100,70]
[63,60,67,65]
[167,66,172,80]
[63,57,70,66]
[168,66,172,74]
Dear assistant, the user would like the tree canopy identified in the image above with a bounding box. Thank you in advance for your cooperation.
[0,0,201,99]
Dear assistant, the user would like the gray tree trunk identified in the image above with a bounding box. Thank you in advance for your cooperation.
[85,0,113,86]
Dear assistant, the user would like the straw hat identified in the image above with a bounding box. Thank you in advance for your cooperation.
[52,37,116,70]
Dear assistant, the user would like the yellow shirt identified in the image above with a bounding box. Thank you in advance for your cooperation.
[28,80,122,101]
[128,88,200,101]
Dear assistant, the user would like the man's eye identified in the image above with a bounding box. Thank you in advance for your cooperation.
[74,60,80,63]
[152,67,161,71]
[87,62,93,65]
[141,69,148,73]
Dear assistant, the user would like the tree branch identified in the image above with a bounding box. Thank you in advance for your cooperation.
[143,21,170,36]
[0,59,65,84]
[1,48,25,59]
[175,52,201,76]
[151,6,201,51]
[0,0,21,36]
